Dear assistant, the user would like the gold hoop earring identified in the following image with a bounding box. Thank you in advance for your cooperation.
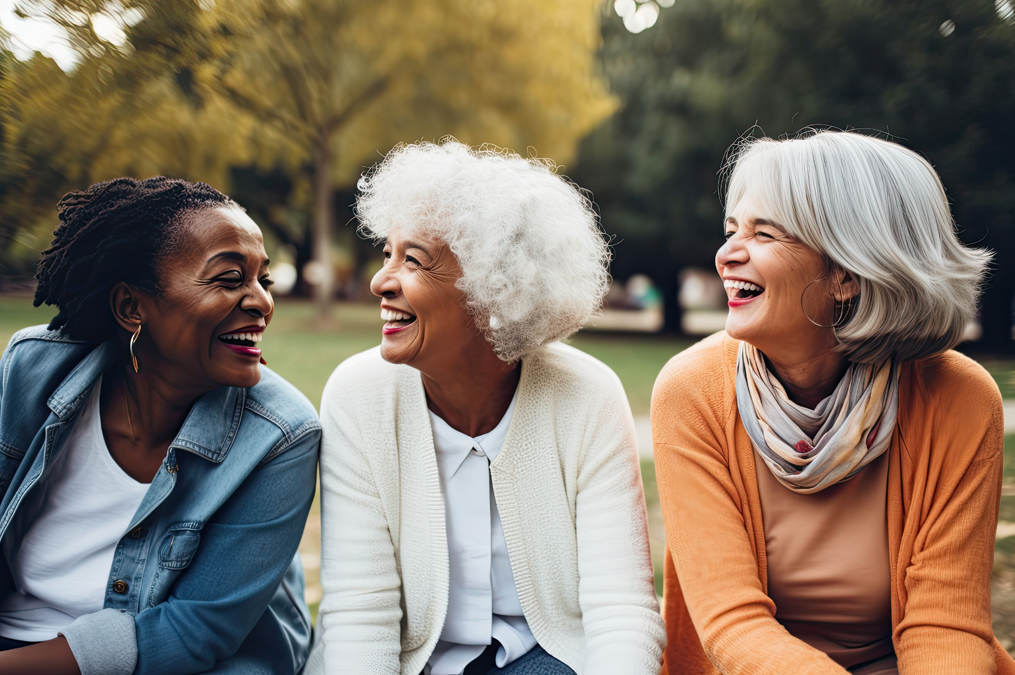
[800,276,851,329]
[129,323,142,373]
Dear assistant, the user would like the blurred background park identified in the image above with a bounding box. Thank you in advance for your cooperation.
[3,0,1015,649]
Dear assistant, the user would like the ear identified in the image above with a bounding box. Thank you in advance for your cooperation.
[830,268,860,303]
[109,282,147,334]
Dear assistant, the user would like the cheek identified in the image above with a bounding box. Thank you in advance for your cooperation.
[151,296,227,357]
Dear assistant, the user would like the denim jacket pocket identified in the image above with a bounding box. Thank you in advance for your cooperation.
[158,523,203,570]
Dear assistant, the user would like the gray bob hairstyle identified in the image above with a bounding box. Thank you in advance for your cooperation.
[724,130,991,364]
[356,139,611,362]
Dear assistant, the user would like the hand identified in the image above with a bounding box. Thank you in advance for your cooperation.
[0,636,81,675]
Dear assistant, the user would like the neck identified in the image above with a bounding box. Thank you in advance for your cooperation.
[419,347,520,438]
[116,364,209,451]
[760,338,850,409]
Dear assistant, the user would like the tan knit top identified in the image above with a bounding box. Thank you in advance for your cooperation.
[757,448,895,674]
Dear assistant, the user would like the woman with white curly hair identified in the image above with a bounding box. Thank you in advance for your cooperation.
[306,141,666,675]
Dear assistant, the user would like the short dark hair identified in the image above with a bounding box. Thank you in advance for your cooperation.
[34,176,236,342]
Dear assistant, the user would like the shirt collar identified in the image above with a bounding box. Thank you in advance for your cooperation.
[429,387,518,479]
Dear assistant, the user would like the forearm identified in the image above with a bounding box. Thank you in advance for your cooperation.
[575,412,666,672]
[655,441,845,674]
[0,637,80,675]
[318,395,405,672]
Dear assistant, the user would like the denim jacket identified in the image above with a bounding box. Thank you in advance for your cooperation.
[0,326,320,675]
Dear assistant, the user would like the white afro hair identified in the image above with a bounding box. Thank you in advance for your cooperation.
[356,139,611,362]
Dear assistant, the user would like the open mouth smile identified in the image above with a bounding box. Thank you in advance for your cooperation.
[218,326,264,356]
[381,308,417,335]
[724,279,765,306]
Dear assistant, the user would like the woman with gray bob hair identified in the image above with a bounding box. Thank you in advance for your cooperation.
[309,140,666,675]
[653,130,1013,674]
[723,130,988,364]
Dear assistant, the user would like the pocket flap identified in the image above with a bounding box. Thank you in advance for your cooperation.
[158,524,203,570]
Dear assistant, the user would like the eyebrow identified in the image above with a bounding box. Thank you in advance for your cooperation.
[206,251,270,268]
[207,251,246,264]
[725,216,787,232]
[404,240,432,256]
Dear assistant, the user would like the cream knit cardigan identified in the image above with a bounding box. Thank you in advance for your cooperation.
[310,342,666,675]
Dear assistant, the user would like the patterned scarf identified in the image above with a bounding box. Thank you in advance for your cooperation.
[735,341,899,494]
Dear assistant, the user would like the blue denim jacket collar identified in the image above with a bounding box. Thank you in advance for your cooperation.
[46,339,244,464]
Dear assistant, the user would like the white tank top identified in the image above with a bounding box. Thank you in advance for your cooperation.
[0,376,150,642]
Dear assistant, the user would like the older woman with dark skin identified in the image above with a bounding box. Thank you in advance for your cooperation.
[653,131,1015,674]
[308,141,666,675]
[0,177,319,675]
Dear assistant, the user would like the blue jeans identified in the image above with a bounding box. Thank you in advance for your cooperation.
[0,636,33,651]
[490,645,576,675]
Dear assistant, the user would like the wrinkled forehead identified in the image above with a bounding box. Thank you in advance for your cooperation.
[162,205,267,273]
[383,221,450,254]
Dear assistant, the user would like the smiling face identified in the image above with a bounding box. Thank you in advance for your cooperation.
[717,192,839,360]
[138,206,274,390]
[369,227,479,370]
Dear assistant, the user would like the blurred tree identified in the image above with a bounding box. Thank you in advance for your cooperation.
[12,0,616,314]
[575,0,1015,348]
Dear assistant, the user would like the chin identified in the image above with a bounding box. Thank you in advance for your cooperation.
[219,367,262,390]
[379,346,410,365]
[723,320,761,345]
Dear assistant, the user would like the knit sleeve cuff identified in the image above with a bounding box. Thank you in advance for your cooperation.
[59,608,138,675]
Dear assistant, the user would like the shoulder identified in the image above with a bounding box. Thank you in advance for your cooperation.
[655,331,731,389]
[902,350,1003,451]
[1,325,97,399]
[653,331,735,411]
[533,341,623,386]
[2,325,93,362]
[523,342,630,408]
[910,350,1000,405]
[321,346,408,410]
[244,367,322,440]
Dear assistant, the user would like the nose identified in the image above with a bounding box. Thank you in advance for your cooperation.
[370,264,400,299]
[240,280,274,318]
[716,232,749,271]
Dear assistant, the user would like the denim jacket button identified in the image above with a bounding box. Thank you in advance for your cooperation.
[129,527,145,539]
[112,580,129,594]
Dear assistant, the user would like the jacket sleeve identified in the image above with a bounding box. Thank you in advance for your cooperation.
[574,373,667,674]
[893,366,1007,674]
[316,379,403,673]
[62,426,320,675]
[652,354,847,675]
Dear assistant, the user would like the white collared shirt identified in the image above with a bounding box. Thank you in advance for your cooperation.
[425,389,537,675]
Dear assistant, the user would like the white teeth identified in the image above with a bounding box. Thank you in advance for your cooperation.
[222,331,262,342]
[380,309,415,322]
[723,280,763,292]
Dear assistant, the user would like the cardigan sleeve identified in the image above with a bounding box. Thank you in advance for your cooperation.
[317,376,403,674]
[893,359,1006,674]
[652,349,847,675]
[573,373,667,674]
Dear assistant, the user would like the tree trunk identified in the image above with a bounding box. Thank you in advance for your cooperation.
[313,136,334,317]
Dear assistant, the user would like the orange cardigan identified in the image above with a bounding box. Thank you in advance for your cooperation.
[651,332,1014,675]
